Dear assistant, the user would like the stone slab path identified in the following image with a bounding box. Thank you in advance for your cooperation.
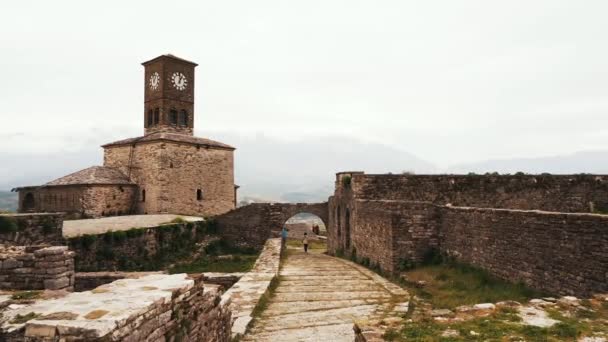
[243,247,409,341]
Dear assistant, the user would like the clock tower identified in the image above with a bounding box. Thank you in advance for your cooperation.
[142,54,197,136]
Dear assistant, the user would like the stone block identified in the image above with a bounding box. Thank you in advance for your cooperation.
[43,277,70,290]
[3,259,22,269]
[34,246,68,257]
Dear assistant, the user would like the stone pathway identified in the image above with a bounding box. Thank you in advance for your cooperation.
[243,247,409,341]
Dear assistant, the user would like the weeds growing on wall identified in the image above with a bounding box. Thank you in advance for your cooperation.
[341,175,352,188]
[0,216,18,233]
[68,220,219,272]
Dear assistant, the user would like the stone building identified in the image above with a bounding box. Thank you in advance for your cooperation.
[14,54,236,218]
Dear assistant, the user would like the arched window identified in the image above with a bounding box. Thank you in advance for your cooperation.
[154,108,160,124]
[179,110,188,127]
[147,109,153,127]
[196,189,203,201]
[141,189,146,202]
[169,109,178,125]
[23,193,35,211]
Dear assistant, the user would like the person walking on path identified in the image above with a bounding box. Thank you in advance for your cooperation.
[303,233,309,253]
[281,226,288,248]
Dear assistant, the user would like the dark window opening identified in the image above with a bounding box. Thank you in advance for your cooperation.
[147,109,153,127]
[23,193,35,211]
[169,109,178,125]
[196,189,203,201]
[337,206,341,237]
[345,208,351,249]
[154,108,160,125]
[141,189,146,202]
[170,162,174,168]
[178,110,188,127]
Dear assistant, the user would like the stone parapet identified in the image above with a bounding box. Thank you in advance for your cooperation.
[0,245,74,291]
[221,238,282,339]
[0,213,63,246]
[74,271,164,291]
[0,273,231,341]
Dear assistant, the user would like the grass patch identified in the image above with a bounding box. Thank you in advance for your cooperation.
[11,291,41,301]
[402,263,545,309]
[388,312,575,341]
[169,254,258,274]
[169,239,260,274]
[0,216,18,233]
[10,312,40,324]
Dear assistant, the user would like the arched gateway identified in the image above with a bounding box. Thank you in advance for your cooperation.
[215,202,329,248]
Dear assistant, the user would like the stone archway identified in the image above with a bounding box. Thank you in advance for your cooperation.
[283,212,327,240]
[215,202,329,249]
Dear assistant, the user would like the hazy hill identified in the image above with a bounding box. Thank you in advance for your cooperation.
[448,150,608,175]
[0,191,18,212]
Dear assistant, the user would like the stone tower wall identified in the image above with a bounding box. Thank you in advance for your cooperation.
[103,141,235,217]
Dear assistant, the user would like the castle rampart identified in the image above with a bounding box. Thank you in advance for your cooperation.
[328,172,608,296]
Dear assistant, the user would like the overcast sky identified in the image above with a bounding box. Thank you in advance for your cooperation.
[2,1,608,193]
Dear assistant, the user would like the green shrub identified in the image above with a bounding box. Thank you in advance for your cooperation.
[81,234,97,250]
[341,175,352,187]
[41,217,55,234]
[11,291,41,300]
[169,216,187,224]
[205,219,218,234]
[0,216,18,233]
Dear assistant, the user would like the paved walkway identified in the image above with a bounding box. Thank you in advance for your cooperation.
[63,214,203,237]
[243,247,409,341]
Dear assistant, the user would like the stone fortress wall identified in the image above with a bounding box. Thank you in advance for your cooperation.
[328,172,608,296]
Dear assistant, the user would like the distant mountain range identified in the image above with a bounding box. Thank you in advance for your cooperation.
[3,132,608,206]
[448,150,608,175]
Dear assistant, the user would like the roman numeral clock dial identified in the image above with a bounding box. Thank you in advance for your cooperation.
[171,72,188,91]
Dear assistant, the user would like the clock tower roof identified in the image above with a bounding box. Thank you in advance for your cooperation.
[141,54,198,67]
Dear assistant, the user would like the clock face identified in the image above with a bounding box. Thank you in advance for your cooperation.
[149,72,160,90]
[171,72,188,91]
